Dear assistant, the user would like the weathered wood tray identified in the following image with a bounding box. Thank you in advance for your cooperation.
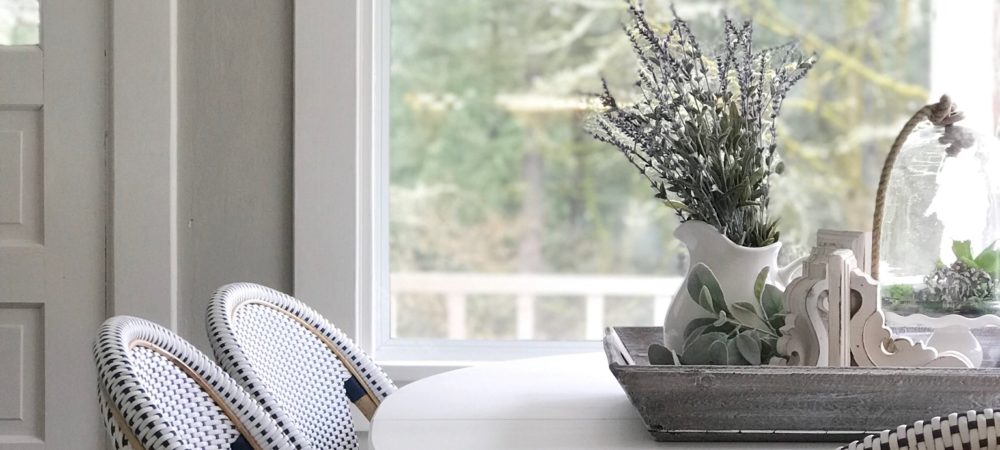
[604,326,1000,442]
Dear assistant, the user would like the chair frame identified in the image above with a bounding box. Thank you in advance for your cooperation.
[207,283,396,422]
[241,299,382,417]
[95,315,294,450]
[840,409,1000,450]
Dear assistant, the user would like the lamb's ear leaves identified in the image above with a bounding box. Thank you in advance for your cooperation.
[760,284,785,321]
[725,337,750,365]
[759,335,778,360]
[695,286,716,314]
[767,313,787,333]
[710,288,729,316]
[686,264,727,314]
[647,344,676,366]
[708,338,731,365]
[730,302,770,332]
[954,240,975,266]
[682,326,708,352]
[754,267,770,301]
[735,330,762,365]
[680,332,728,365]
[713,310,729,327]
[684,317,718,339]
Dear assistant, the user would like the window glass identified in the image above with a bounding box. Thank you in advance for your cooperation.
[389,0,953,341]
[0,0,39,46]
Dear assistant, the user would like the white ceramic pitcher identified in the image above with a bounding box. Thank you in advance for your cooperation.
[662,220,802,356]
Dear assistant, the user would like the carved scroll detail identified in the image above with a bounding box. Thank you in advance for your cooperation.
[774,230,973,368]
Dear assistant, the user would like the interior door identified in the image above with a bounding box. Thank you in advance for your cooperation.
[0,1,107,448]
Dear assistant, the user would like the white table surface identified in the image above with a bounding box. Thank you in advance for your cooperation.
[369,352,837,449]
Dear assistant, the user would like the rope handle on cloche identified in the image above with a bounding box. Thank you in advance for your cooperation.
[871,95,965,280]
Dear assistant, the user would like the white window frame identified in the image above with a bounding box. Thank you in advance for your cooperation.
[294,0,997,383]
[294,0,606,383]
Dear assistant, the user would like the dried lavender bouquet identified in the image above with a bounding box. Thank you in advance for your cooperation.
[589,2,816,248]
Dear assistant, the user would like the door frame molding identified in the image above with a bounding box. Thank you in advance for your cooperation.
[109,0,179,330]
[293,0,378,349]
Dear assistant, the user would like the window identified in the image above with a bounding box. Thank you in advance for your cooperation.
[296,0,1000,372]
[387,1,689,344]
[385,0,1000,349]
[0,0,39,46]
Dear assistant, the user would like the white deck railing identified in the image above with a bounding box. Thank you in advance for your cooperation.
[390,272,684,340]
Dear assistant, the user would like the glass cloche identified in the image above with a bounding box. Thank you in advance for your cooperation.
[878,120,1000,319]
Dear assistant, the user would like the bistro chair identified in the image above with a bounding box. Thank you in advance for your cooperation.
[207,282,397,450]
[94,315,297,450]
[840,409,1000,450]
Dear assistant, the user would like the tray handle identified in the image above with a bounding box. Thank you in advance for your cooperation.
[603,327,635,366]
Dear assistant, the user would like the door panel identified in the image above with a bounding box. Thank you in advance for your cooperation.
[0,1,107,449]
[0,305,42,444]
[0,109,42,244]
[0,43,47,450]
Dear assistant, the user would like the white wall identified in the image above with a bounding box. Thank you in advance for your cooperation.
[176,0,293,351]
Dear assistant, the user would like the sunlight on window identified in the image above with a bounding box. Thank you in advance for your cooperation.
[0,0,39,46]
[388,0,943,342]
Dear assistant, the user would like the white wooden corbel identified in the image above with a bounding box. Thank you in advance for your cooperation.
[774,230,870,366]
[775,230,973,368]
[774,247,829,366]
[827,250,973,368]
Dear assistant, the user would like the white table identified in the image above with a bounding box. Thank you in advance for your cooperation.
[369,352,836,449]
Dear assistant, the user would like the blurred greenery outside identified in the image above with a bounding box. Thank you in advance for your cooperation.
[389,0,946,341]
[0,0,39,46]
[0,0,958,341]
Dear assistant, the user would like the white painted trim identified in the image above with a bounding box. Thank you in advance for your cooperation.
[358,0,385,356]
[377,340,603,364]
[885,311,1000,329]
[293,0,628,365]
[30,1,109,446]
[369,0,391,360]
[109,0,179,330]
[291,0,717,370]
[379,361,467,385]
[293,0,363,338]
[0,47,43,107]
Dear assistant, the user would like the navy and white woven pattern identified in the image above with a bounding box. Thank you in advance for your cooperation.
[207,283,396,450]
[94,316,295,450]
[840,409,1000,450]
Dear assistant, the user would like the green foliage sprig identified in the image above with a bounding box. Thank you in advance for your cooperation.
[587,2,816,247]
[951,240,1000,277]
[679,264,784,365]
[916,240,1000,315]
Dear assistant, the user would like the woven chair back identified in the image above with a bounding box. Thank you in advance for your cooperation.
[841,409,1000,450]
[208,283,396,450]
[94,316,294,450]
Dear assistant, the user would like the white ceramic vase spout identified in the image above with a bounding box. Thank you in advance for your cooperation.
[663,220,800,356]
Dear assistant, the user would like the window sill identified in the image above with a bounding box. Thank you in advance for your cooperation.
[375,339,605,384]
[379,361,471,385]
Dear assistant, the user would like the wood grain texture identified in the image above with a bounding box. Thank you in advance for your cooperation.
[606,327,1000,442]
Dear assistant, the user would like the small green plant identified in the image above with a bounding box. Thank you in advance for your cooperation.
[917,240,1000,315]
[882,284,915,306]
[951,240,1000,278]
[678,264,784,365]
